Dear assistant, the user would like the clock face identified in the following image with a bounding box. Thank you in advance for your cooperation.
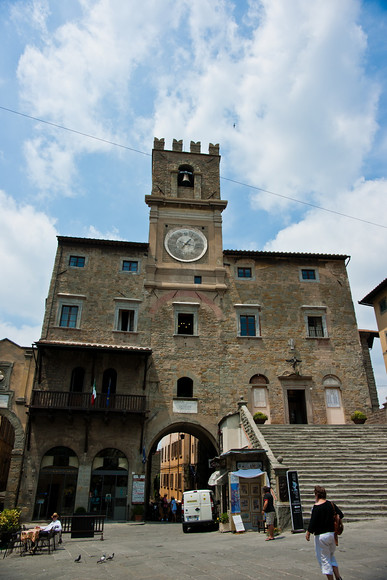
[164,228,207,262]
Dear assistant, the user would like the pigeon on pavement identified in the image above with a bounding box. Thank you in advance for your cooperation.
[97,554,106,564]
[106,553,114,560]
[74,554,81,563]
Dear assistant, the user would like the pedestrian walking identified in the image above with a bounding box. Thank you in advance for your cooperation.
[305,485,344,580]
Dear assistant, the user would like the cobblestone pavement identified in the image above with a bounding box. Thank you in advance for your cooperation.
[1,519,387,579]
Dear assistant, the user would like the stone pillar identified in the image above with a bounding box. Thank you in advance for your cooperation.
[74,461,92,512]
[4,448,23,509]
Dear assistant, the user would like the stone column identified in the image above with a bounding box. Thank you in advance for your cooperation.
[74,462,92,512]
[4,448,23,509]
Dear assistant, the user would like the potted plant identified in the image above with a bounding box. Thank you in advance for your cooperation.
[350,410,367,424]
[218,512,230,533]
[0,509,21,548]
[132,504,145,522]
[253,411,268,425]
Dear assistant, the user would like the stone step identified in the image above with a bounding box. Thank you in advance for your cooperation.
[255,424,387,522]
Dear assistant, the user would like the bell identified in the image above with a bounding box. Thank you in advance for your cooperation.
[181,172,191,183]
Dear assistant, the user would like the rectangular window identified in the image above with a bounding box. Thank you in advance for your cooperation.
[253,387,266,408]
[173,302,199,336]
[308,316,324,337]
[235,304,261,337]
[326,388,341,408]
[118,309,135,331]
[178,313,194,335]
[69,255,85,267]
[194,276,202,284]
[122,260,138,272]
[240,315,256,336]
[379,297,387,314]
[301,269,316,280]
[114,299,140,332]
[59,305,79,328]
[238,267,252,278]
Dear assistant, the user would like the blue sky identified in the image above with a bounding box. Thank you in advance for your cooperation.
[0,0,386,402]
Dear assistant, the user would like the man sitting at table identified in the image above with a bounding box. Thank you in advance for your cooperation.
[39,512,62,535]
[31,513,62,552]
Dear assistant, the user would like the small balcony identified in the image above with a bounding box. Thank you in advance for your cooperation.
[29,390,146,414]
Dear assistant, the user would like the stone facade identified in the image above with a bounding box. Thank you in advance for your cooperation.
[16,138,377,522]
[359,278,387,375]
[0,339,35,512]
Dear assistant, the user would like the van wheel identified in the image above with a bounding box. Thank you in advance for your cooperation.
[182,524,189,533]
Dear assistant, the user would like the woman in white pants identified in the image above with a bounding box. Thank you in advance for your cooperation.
[305,486,344,580]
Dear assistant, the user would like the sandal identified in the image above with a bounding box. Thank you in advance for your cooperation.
[265,537,275,541]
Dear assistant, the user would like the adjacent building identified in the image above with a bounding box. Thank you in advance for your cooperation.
[359,279,387,374]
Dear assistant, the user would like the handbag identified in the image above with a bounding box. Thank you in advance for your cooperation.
[331,502,343,545]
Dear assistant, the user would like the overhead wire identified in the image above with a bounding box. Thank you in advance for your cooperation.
[0,104,386,230]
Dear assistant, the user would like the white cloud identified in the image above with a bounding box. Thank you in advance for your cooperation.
[0,190,57,342]
[15,0,176,197]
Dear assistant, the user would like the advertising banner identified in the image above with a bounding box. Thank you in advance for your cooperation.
[286,470,304,533]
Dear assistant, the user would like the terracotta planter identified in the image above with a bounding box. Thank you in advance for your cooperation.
[134,514,143,522]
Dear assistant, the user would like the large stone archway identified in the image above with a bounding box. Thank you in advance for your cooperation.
[0,409,25,509]
[145,420,219,514]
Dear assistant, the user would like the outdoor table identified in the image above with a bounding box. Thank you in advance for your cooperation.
[20,527,40,553]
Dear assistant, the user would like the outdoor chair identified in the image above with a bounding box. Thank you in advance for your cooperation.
[2,530,23,558]
[34,530,56,554]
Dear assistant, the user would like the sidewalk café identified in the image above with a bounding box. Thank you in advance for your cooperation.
[208,448,270,532]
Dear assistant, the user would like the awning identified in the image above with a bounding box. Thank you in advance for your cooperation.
[208,469,228,486]
[231,468,265,479]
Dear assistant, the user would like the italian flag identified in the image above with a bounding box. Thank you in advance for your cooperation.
[91,381,97,405]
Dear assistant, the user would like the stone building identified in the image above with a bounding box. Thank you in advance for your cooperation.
[159,432,199,504]
[16,138,377,522]
[359,278,387,374]
[0,339,35,510]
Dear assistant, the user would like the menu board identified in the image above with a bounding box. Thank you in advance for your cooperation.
[131,474,145,504]
[232,515,245,533]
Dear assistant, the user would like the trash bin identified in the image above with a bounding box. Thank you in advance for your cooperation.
[71,515,95,538]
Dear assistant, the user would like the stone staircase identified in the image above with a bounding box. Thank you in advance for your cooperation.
[258,424,387,523]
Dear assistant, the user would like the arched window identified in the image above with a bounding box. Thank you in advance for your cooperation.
[70,367,85,392]
[323,375,342,408]
[34,447,79,519]
[102,368,117,394]
[177,377,193,398]
[178,164,194,187]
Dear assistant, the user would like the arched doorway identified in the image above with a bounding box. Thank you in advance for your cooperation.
[145,422,218,521]
[33,446,79,519]
[0,416,15,509]
[89,448,128,520]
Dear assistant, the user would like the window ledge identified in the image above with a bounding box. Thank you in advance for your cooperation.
[306,336,330,340]
[112,330,139,335]
[237,335,262,339]
[173,334,199,338]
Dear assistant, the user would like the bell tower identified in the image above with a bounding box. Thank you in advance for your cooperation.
[144,138,228,291]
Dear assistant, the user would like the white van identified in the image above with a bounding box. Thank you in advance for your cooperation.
[181,489,218,533]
